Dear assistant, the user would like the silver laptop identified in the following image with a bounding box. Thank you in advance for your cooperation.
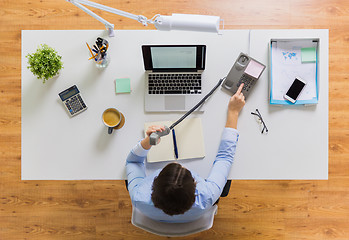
[142,45,206,112]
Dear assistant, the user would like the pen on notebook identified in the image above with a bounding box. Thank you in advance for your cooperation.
[172,129,179,160]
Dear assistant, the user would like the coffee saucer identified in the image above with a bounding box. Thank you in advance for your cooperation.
[114,112,125,129]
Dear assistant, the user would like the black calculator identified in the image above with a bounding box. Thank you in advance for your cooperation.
[59,85,87,117]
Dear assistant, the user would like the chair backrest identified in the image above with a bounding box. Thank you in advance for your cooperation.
[131,205,218,237]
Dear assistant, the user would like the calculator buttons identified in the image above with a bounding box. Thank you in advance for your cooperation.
[60,87,87,117]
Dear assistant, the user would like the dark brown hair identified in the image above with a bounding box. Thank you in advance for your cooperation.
[151,163,196,216]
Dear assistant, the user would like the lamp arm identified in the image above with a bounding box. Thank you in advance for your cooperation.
[67,0,221,36]
[78,0,147,24]
[67,0,150,27]
[68,0,115,36]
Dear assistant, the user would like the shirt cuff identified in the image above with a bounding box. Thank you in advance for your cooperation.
[222,127,239,142]
[132,140,149,157]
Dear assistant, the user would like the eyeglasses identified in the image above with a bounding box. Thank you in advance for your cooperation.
[251,109,268,134]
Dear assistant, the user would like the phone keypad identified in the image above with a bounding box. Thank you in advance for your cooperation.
[237,73,255,92]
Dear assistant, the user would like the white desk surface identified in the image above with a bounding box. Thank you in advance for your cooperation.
[21,29,328,180]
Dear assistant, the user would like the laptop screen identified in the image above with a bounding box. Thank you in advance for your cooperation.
[151,47,196,69]
[142,45,206,72]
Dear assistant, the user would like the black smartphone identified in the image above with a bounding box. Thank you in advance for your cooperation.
[284,77,307,103]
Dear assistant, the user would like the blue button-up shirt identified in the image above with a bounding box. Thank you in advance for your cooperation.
[126,128,239,223]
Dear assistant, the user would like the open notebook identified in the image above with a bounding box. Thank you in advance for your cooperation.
[144,118,205,163]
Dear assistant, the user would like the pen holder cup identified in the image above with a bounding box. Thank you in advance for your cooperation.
[95,53,110,68]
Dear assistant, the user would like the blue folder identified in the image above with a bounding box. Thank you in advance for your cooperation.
[269,39,319,105]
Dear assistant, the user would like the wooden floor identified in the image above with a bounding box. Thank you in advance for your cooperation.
[1,0,348,239]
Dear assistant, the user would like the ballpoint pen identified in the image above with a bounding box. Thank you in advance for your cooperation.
[172,129,178,160]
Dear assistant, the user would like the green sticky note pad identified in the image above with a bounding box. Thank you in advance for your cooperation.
[115,78,131,93]
[301,47,317,63]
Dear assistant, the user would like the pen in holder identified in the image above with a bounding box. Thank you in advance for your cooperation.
[95,53,110,68]
[86,37,110,68]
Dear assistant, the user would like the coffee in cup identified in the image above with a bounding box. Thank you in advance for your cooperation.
[102,108,122,134]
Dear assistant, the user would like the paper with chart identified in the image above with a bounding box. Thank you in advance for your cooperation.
[271,40,318,102]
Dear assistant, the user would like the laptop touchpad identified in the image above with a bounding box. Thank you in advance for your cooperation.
[165,96,185,110]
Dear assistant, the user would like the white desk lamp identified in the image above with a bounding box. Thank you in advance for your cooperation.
[66,0,223,37]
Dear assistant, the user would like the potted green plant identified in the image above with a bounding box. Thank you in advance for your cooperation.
[26,44,63,83]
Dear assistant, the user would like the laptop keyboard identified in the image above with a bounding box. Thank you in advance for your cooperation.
[148,73,202,94]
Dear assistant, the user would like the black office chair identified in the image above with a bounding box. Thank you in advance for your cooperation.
[220,179,232,197]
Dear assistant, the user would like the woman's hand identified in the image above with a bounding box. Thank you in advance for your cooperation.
[145,125,166,137]
[141,125,166,150]
[226,83,246,129]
